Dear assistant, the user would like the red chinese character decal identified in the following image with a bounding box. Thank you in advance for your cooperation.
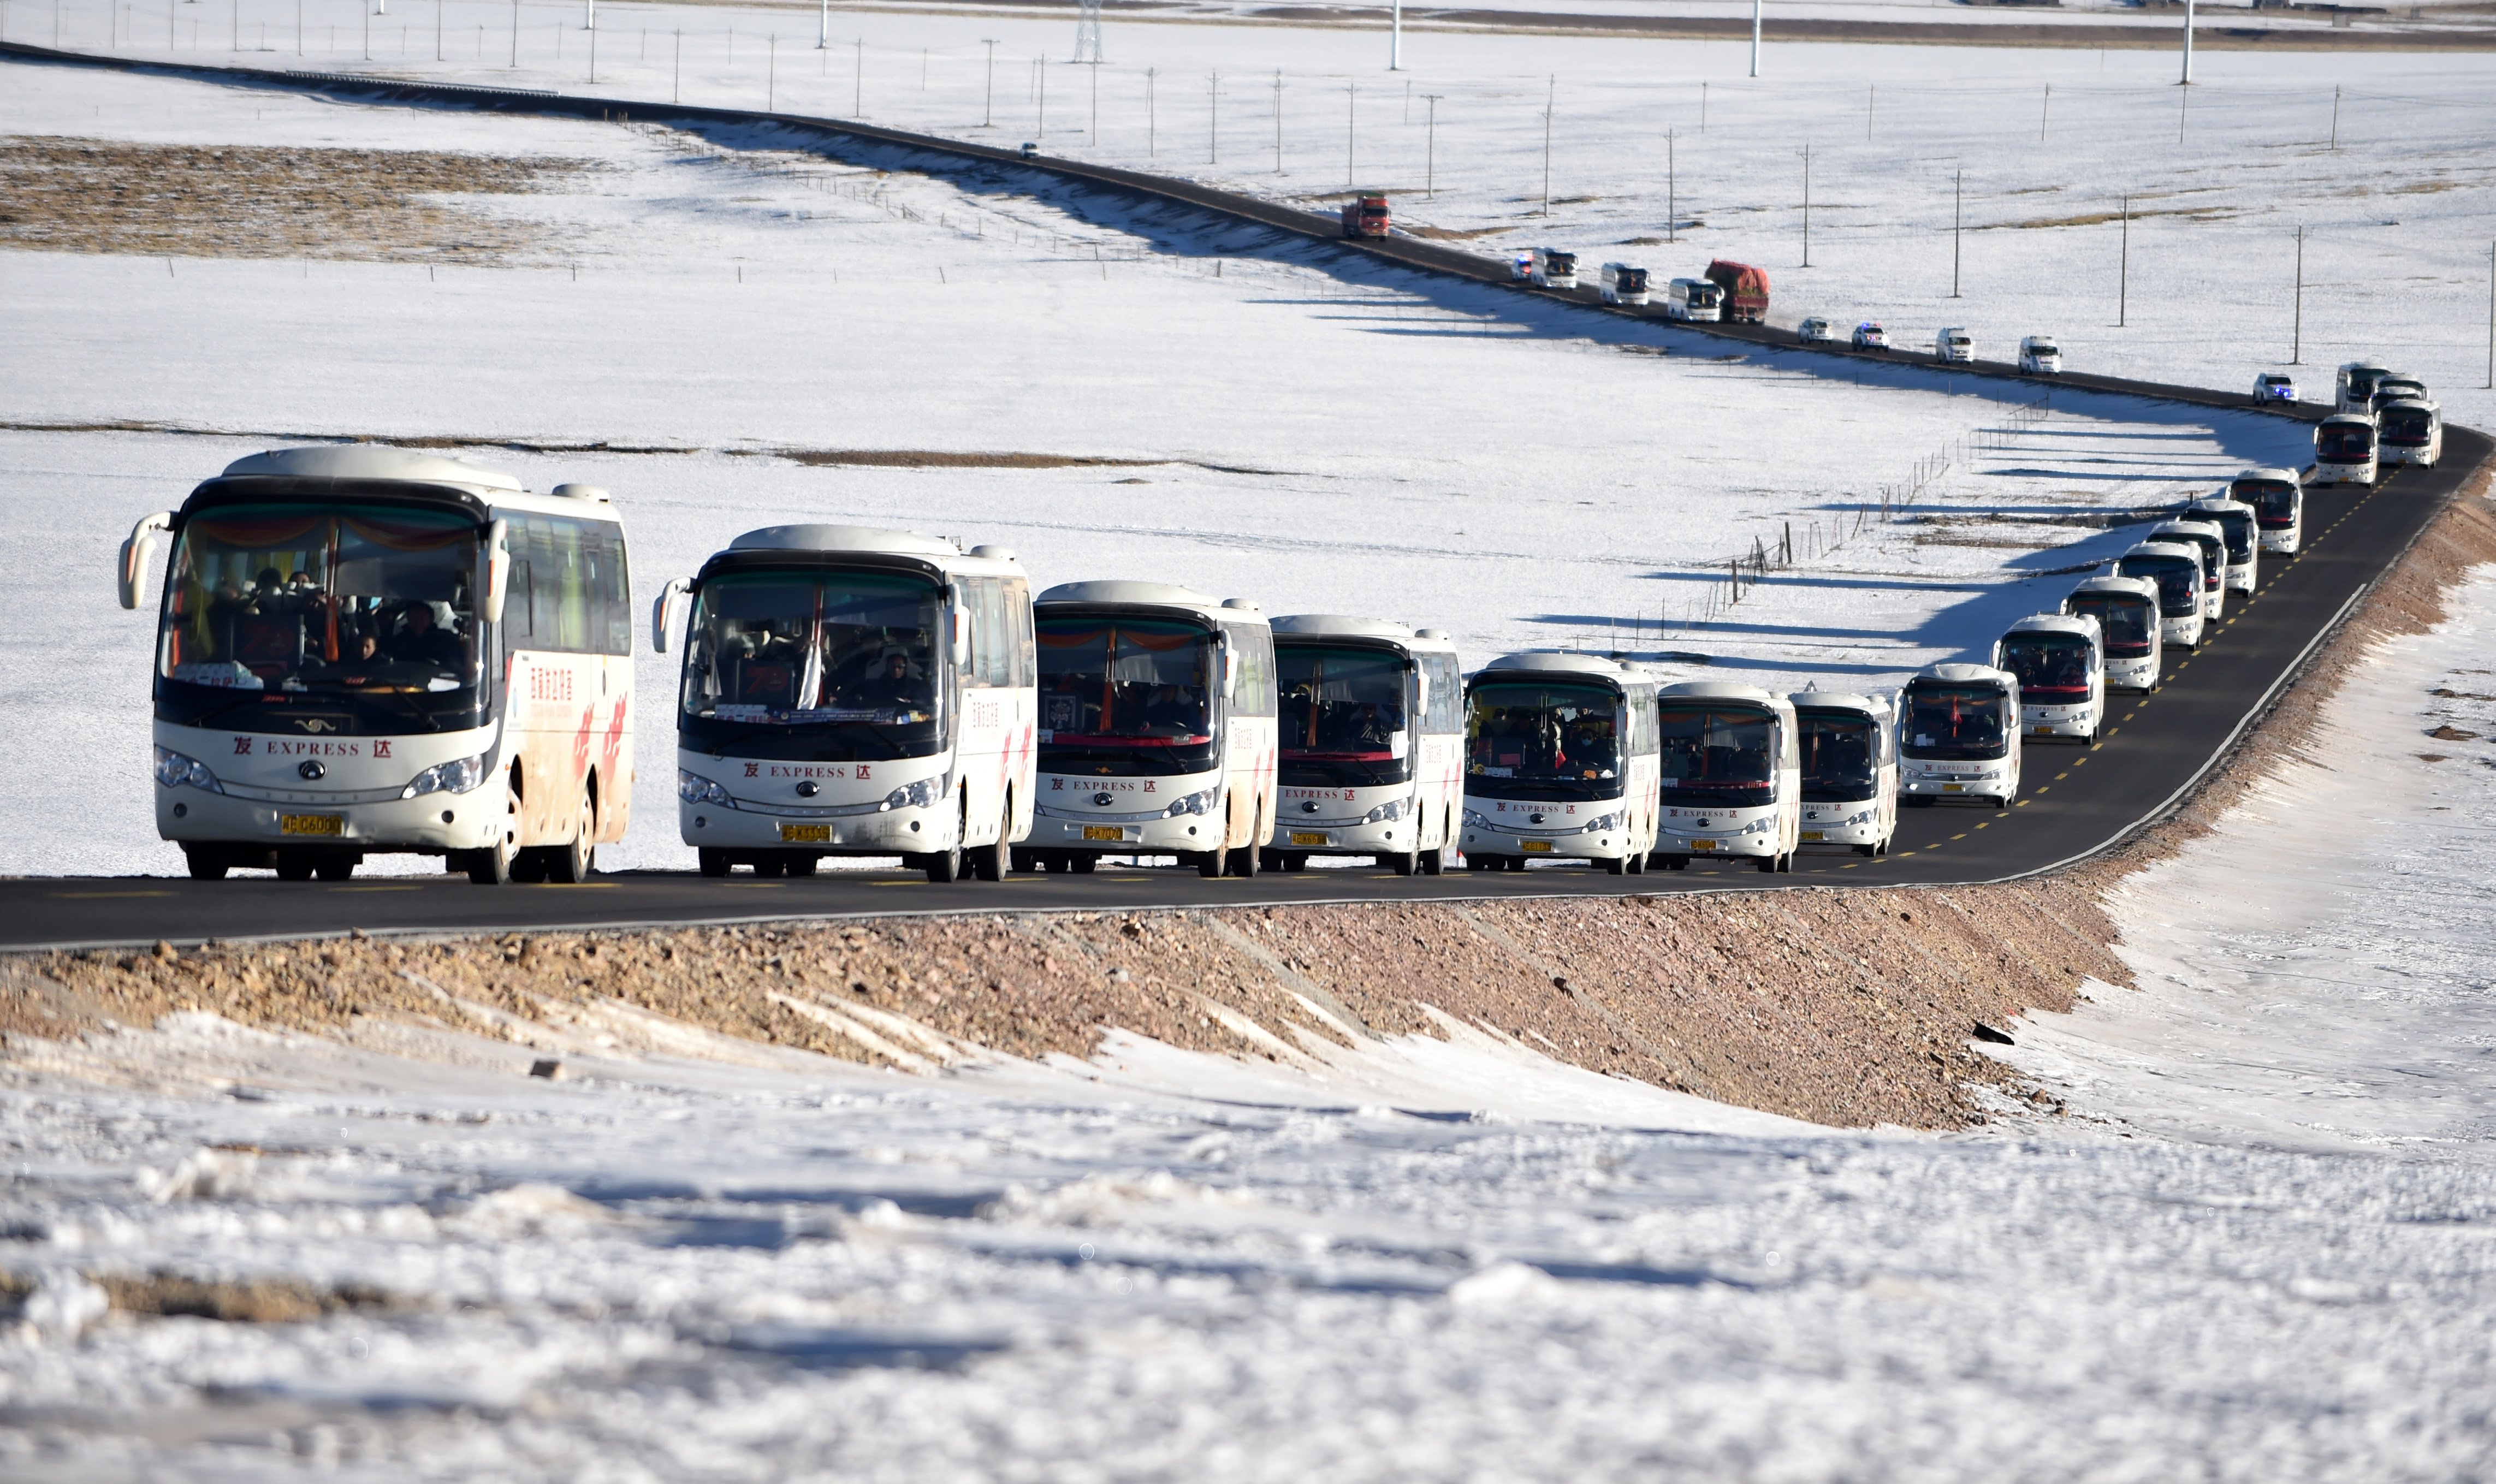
[372,740,393,759]
[857,764,871,780]
[232,737,252,755]
[745,762,760,777]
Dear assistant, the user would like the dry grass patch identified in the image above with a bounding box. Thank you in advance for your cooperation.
[0,135,593,262]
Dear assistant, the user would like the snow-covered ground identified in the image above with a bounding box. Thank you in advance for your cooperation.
[4,571,2495,1479]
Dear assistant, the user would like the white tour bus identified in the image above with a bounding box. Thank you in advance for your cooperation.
[1993,614,2104,744]
[2148,518,2228,624]
[1651,681,1801,874]
[2227,467,2304,554]
[660,525,1035,883]
[1461,652,1659,874]
[2062,575,2163,691]
[2335,360,2393,414]
[1598,263,1652,306]
[2115,541,2209,651]
[2186,497,2261,595]
[1265,616,1463,876]
[1788,690,1896,858]
[1665,277,1724,323]
[1897,663,2021,809]
[2315,413,2379,486]
[2367,376,2429,420]
[124,446,634,885]
[2379,399,2444,468]
[1021,582,1278,876]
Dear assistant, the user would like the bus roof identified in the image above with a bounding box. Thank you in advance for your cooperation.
[2319,412,2376,428]
[2231,467,2301,485]
[2123,540,2199,562]
[2067,574,2160,600]
[220,446,524,495]
[2002,614,2097,640]
[1475,651,1635,682]
[1659,680,1784,707]
[1271,614,1411,639]
[2186,497,2255,517]
[2150,519,2223,540]
[1911,663,2015,688]
[730,524,958,557]
[1037,580,1266,625]
[1786,690,1887,716]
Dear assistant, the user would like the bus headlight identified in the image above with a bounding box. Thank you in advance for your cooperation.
[881,775,946,812]
[1164,788,1221,818]
[1846,808,1877,827]
[1363,797,1410,824]
[1580,812,1619,834]
[679,770,734,808]
[402,753,489,800]
[1741,816,1776,834]
[1462,808,1492,828]
[153,746,222,793]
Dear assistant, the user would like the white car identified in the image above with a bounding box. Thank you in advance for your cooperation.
[2252,372,2297,405]
[1797,317,1836,345]
[1851,321,1890,351]
[2018,335,2062,375]
[1935,327,1976,363]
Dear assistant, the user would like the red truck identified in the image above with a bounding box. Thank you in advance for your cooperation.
[1705,260,1770,324]
[1341,194,1391,239]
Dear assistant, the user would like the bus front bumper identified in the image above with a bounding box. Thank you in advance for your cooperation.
[156,785,499,854]
[1900,768,2013,803]
[1461,816,1632,862]
[1655,824,1778,859]
[680,799,949,855]
[2107,657,2160,690]
[1797,806,1882,847]
[2023,703,2097,739]
[1026,809,1221,857]
[1269,817,1411,858]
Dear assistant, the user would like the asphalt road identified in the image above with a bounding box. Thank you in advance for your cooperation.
[0,42,2482,948]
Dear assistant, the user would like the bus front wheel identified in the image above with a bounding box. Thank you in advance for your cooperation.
[1386,846,1419,876]
[547,792,596,884]
[1226,839,1262,877]
[697,848,731,878]
[182,845,230,881]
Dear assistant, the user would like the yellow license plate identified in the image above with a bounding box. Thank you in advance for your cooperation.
[1942,783,1965,792]
[1290,832,1329,846]
[779,824,831,843]
[1689,839,1717,851]
[1521,839,1554,853]
[1800,830,1824,842]
[280,814,343,836]
[2035,725,2055,734]
[1082,825,1124,842]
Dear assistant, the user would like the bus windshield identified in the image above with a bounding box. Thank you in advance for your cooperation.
[2203,512,2254,561]
[2117,556,2202,615]
[1036,615,1219,777]
[2068,596,2154,656]
[2230,479,2298,527]
[1658,702,1778,810]
[679,570,944,761]
[2319,424,2374,460]
[2381,408,2435,443]
[1999,633,2092,698]
[1277,642,1409,789]
[1690,283,1721,304]
[1466,680,1622,802]
[156,501,486,735]
[1901,684,2009,761]
[1794,708,1877,804]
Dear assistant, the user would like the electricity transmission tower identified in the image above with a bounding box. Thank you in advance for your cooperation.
[1072,0,1104,64]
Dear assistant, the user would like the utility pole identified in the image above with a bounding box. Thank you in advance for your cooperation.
[2329,85,2341,149]
[1209,70,1218,164]
[981,39,996,127]
[1540,75,1554,216]
[1801,141,1811,268]
[1867,84,1874,141]
[853,35,862,116]
[2180,0,2194,85]
[673,29,680,102]
[1148,67,1157,156]
[1423,93,1440,197]
[1951,169,1962,298]
[768,35,778,111]
[1036,54,1045,138]
[508,0,516,68]
[1700,81,1708,134]
[1389,0,1401,70]
[1090,58,1099,144]
[1345,80,1355,188]
[1749,0,1761,78]
[2119,195,2130,328]
[816,0,825,49]
[1667,129,1675,244]
[2486,240,2494,389]
[2040,82,2049,143]
[1273,70,1283,174]
[2292,225,2304,364]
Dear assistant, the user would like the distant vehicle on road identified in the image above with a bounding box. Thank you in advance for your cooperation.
[1266,616,1462,877]
[1797,316,1836,344]
[1461,652,1658,874]
[1598,263,1651,306]
[1787,689,1896,858]
[1652,681,1800,873]
[1515,247,1578,289]
[1994,614,2104,745]
[2062,575,2164,691]
[2149,519,2230,625]
[1704,260,1770,323]
[2227,467,2304,553]
[2251,371,2298,404]
[1665,276,1724,322]
[2018,335,2062,375]
[1896,664,2021,809]
[2335,360,2393,413]
[1341,193,1391,238]
[1851,321,1890,351]
[667,525,1034,884]
[1019,141,1039,158]
[2186,497,2261,595]
[2115,541,2209,651]
[2314,413,2380,486]
[2378,398,2444,467]
[1934,327,1976,363]
[2368,375,2428,419]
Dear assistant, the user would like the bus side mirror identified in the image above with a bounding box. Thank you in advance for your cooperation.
[484,520,511,625]
[952,606,971,666]
[653,577,691,654]
[1222,650,1238,702]
[117,511,173,610]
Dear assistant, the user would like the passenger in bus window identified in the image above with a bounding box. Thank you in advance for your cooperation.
[389,602,465,672]
[854,648,933,711]
[1141,684,1203,735]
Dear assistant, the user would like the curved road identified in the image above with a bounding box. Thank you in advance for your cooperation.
[0,43,2482,949]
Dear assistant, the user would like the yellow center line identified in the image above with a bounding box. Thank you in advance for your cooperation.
[1975,821,1991,829]
[1950,833,1968,841]
[2033,786,2049,794]
[2055,772,2070,781]
[49,890,174,899]
[2015,799,2031,807]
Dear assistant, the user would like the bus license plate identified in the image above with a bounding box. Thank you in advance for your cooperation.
[1800,830,1824,842]
[779,824,831,843]
[1689,839,1717,852]
[1290,832,1329,846]
[1082,826,1124,842]
[280,814,343,836]
[1943,783,1966,792]
[2035,724,2055,734]
[1521,839,1554,853]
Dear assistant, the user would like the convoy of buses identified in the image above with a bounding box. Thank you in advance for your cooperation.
[118,442,2362,883]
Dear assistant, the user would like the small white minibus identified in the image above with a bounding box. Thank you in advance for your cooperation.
[1461,653,1659,874]
[2115,541,2208,651]
[2186,497,2260,595]
[1787,690,1895,858]
[1993,614,2104,744]
[2061,575,2162,691]
[2018,335,2062,375]
[2315,414,2379,486]
[2226,467,2304,554]
[1024,582,1278,876]
[1896,664,2021,809]
[661,525,1036,883]
[1266,616,1463,875]
[1935,327,1976,363]
[1651,681,1801,874]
